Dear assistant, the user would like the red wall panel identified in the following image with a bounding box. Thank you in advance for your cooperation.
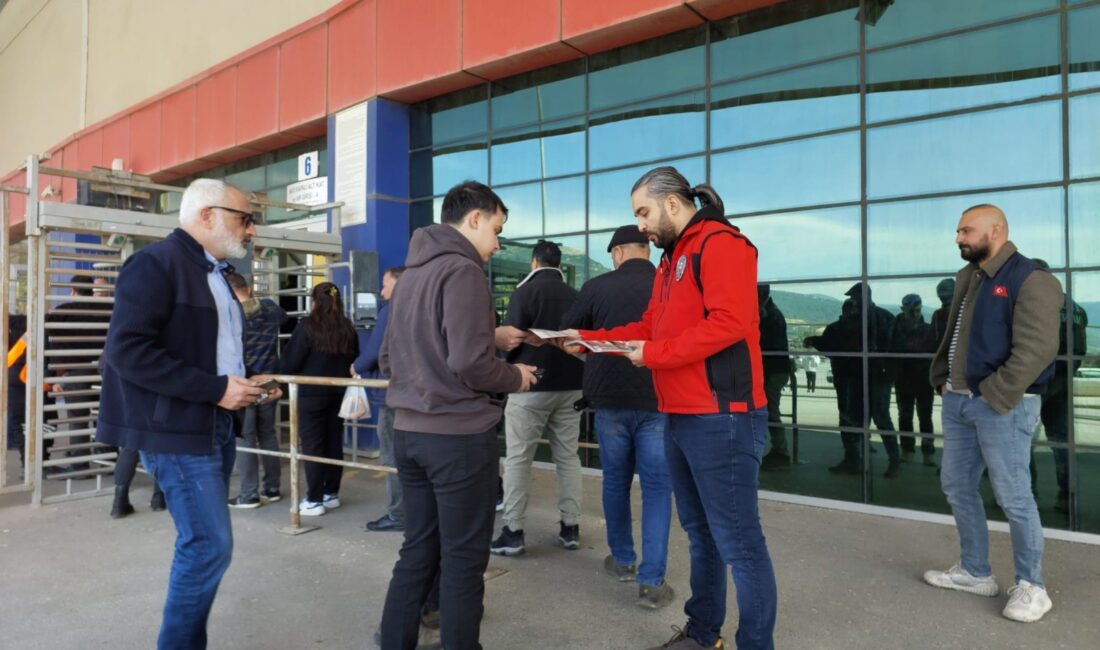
[60,142,78,202]
[328,0,377,112]
[196,67,238,159]
[77,129,103,173]
[562,0,702,53]
[279,24,328,131]
[6,170,27,224]
[462,0,578,80]
[160,87,197,170]
[376,0,468,99]
[236,48,280,146]
[101,117,131,170]
[129,103,162,174]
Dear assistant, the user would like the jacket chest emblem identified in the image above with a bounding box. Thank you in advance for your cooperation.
[992,285,1008,298]
[675,255,687,282]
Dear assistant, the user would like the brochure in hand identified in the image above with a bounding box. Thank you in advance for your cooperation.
[528,329,635,355]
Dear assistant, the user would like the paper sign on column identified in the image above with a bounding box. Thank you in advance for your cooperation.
[334,102,367,227]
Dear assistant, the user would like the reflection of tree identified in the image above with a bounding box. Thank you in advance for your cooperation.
[490,240,610,322]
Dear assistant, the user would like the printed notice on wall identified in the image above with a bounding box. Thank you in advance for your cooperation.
[334,102,367,227]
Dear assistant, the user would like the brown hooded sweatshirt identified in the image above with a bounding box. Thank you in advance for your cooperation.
[381,224,521,434]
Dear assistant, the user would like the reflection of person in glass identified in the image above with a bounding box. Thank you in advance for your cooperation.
[759,284,794,471]
[925,204,1062,624]
[808,283,902,478]
[930,278,956,346]
[891,293,937,467]
[1030,259,1087,514]
[802,354,820,393]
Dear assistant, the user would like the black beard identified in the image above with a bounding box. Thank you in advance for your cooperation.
[959,244,989,263]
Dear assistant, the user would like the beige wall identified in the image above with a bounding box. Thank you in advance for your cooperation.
[0,0,342,174]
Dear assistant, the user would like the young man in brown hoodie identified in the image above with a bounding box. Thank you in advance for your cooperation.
[378,180,539,650]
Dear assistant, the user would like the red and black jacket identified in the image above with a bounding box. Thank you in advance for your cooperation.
[579,205,767,414]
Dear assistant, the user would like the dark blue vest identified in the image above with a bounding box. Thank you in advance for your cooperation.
[965,251,1055,396]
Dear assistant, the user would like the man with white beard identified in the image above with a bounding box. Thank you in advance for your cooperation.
[97,178,276,649]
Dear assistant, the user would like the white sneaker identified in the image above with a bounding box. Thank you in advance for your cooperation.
[923,563,1000,597]
[299,499,326,517]
[1002,580,1052,623]
[323,494,341,509]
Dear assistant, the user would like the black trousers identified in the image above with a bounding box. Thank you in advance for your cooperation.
[381,428,497,650]
[114,446,162,497]
[299,393,345,503]
[895,373,934,453]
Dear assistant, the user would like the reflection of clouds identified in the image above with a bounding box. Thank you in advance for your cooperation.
[739,208,860,282]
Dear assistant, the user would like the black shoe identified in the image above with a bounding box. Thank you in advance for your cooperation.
[828,458,861,475]
[884,459,901,478]
[922,452,938,468]
[261,488,282,503]
[645,625,723,649]
[558,521,580,550]
[228,495,261,509]
[366,514,405,532]
[637,582,675,610]
[490,526,526,556]
[760,450,791,471]
[150,491,166,511]
[110,487,134,519]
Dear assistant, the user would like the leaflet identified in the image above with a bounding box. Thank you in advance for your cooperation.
[528,329,635,355]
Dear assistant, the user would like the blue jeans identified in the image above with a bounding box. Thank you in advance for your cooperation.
[940,392,1043,586]
[140,411,236,650]
[595,409,672,587]
[377,406,403,522]
[666,410,777,650]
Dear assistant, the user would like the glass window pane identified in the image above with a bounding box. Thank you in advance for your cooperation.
[1069,3,1100,91]
[491,60,585,131]
[866,102,1062,199]
[864,0,1056,48]
[409,199,435,233]
[737,207,861,282]
[867,16,1061,123]
[711,57,859,149]
[757,429,864,504]
[430,140,488,197]
[588,156,705,232]
[491,118,585,185]
[712,132,860,214]
[868,187,1066,276]
[493,178,586,241]
[589,28,705,111]
[589,92,705,171]
[711,0,859,83]
[1071,271,1100,358]
[586,231,658,280]
[494,236,587,293]
[1075,450,1099,533]
[1069,182,1100,267]
[410,87,489,148]
[1070,93,1100,180]
[225,167,266,192]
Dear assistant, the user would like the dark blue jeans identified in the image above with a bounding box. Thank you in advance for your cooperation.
[667,410,777,650]
[140,411,236,650]
[595,409,671,587]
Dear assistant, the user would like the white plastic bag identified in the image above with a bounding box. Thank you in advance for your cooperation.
[338,385,370,420]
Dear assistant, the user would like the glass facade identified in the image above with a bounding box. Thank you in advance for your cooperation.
[407,0,1100,532]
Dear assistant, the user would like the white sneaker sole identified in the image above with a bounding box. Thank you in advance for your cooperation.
[1003,599,1053,623]
[923,571,1000,597]
[490,546,525,557]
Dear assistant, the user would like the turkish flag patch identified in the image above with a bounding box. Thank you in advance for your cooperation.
[993,285,1008,298]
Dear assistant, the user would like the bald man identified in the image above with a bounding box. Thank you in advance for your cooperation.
[924,203,1063,623]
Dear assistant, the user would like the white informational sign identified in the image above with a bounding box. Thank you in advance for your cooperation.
[286,177,328,209]
[298,151,319,180]
[334,103,368,227]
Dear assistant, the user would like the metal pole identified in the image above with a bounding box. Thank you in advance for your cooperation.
[27,233,42,503]
[279,382,317,535]
[0,188,8,488]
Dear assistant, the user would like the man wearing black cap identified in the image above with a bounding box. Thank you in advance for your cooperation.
[891,293,937,467]
[560,226,674,609]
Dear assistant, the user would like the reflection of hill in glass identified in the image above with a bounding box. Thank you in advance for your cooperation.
[770,290,844,329]
[1081,302,1100,356]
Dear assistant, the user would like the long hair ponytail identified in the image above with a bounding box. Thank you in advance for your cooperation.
[630,166,725,216]
[306,282,357,356]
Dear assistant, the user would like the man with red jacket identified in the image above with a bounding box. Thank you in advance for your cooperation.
[561,166,776,650]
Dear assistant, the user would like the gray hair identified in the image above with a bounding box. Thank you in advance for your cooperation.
[631,166,724,215]
[179,178,245,226]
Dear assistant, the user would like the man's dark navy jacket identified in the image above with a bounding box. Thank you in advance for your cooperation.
[97,228,236,455]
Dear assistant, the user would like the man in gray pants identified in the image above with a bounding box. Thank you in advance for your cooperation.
[491,240,586,557]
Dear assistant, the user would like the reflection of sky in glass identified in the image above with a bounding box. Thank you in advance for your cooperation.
[1069,183,1100,267]
[431,144,487,196]
[867,187,1066,275]
[736,207,860,282]
[711,7,857,83]
[867,101,1062,199]
[429,99,487,145]
[589,93,705,171]
[867,15,1060,123]
[865,0,1055,47]
[494,177,586,240]
[713,132,859,214]
[589,40,704,112]
[491,75,585,131]
[490,120,584,185]
[588,157,705,232]
[1069,93,1100,180]
[711,57,858,148]
[1069,3,1100,91]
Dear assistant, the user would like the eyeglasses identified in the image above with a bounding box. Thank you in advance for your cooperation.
[209,206,259,228]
